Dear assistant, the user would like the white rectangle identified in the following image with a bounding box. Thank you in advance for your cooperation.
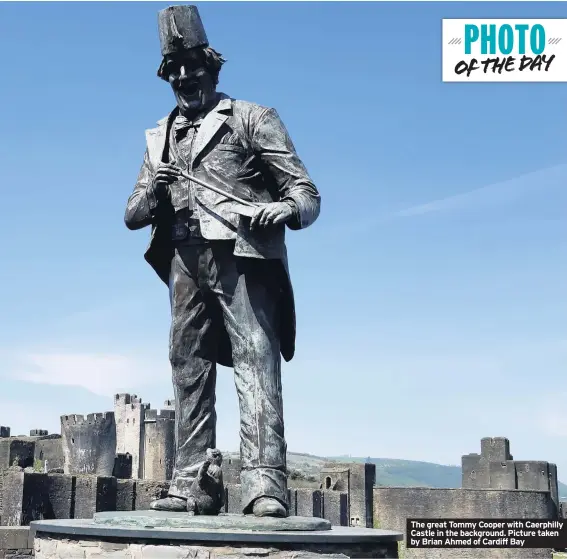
[442,19,567,82]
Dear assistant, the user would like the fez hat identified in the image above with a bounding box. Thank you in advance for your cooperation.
[158,5,209,56]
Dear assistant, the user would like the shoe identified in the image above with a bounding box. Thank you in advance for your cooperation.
[149,496,187,512]
[252,497,287,518]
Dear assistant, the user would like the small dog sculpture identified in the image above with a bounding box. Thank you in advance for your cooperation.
[186,448,225,516]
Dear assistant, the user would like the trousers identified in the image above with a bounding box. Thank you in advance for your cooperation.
[167,241,288,513]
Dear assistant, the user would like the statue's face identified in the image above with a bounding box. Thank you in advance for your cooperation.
[164,50,216,116]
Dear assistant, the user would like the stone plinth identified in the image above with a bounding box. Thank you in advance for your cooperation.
[31,511,403,558]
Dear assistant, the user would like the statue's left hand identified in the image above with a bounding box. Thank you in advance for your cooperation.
[250,202,294,230]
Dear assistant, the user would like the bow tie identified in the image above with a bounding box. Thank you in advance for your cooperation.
[174,115,203,131]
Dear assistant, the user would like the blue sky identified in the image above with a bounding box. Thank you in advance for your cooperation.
[0,2,565,475]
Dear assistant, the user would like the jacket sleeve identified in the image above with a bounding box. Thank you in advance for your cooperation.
[251,108,321,230]
[124,148,159,230]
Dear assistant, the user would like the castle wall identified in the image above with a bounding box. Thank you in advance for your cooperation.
[74,476,117,519]
[0,468,561,559]
[548,463,559,513]
[515,461,550,492]
[373,487,555,559]
[321,490,349,526]
[114,394,148,479]
[222,456,242,485]
[142,410,175,481]
[113,453,133,479]
[0,439,35,470]
[60,413,116,476]
[0,526,32,557]
[462,453,489,488]
[0,471,48,526]
[45,474,75,519]
[34,436,63,472]
[488,460,516,490]
[0,470,170,526]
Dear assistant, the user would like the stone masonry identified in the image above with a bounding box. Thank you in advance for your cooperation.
[320,462,375,527]
[114,394,175,481]
[114,394,149,480]
[60,413,116,477]
[462,437,559,515]
[141,410,175,481]
[0,402,564,559]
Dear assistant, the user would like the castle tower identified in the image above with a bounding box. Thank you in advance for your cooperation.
[0,427,10,438]
[320,466,350,492]
[60,412,116,476]
[321,462,375,528]
[462,437,558,517]
[142,409,176,481]
[114,393,149,478]
[348,462,375,528]
[163,399,175,411]
[481,437,512,461]
[462,437,513,489]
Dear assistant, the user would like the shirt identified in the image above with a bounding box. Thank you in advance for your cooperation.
[169,113,205,242]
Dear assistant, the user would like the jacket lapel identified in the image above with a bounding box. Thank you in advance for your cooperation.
[145,96,232,169]
[145,116,169,169]
[191,96,232,166]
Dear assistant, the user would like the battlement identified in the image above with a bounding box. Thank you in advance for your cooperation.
[144,409,175,422]
[115,393,135,405]
[0,426,10,438]
[61,412,115,426]
[163,399,175,409]
[115,393,147,407]
[30,429,48,437]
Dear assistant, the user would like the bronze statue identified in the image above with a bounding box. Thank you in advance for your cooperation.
[124,4,321,518]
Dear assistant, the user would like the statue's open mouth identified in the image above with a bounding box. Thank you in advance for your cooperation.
[180,81,200,96]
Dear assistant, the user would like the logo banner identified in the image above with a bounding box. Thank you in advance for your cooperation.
[442,19,567,82]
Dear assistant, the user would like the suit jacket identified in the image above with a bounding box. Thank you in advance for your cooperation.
[125,94,321,368]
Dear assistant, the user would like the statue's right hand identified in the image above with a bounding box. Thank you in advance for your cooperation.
[151,163,181,197]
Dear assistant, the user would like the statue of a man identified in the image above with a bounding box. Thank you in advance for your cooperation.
[124,5,320,518]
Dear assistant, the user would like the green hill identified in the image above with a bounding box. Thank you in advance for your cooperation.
[286,453,567,498]
[332,456,462,488]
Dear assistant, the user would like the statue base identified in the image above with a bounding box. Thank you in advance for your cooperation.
[31,512,403,558]
[94,510,332,530]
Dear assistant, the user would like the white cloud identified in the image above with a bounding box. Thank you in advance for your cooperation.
[9,352,169,397]
[335,163,567,238]
[394,163,567,218]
